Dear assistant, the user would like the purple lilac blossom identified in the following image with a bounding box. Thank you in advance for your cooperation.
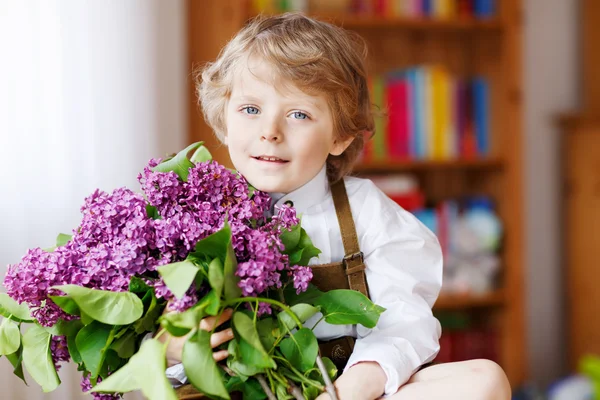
[50,335,70,371]
[4,158,308,323]
[80,373,121,400]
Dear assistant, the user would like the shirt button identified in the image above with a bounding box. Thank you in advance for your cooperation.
[284,200,294,207]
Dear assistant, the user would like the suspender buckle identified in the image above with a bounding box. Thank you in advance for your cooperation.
[343,251,364,272]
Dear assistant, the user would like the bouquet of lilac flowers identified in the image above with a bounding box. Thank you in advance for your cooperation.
[0,142,384,400]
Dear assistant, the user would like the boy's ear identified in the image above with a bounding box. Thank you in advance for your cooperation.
[329,135,354,156]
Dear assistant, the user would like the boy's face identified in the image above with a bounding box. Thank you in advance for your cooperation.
[224,58,352,194]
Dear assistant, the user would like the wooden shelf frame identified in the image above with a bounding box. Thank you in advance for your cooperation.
[310,14,504,31]
[354,158,504,174]
[434,291,505,310]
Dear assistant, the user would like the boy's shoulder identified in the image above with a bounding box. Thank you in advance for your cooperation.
[341,175,400,216]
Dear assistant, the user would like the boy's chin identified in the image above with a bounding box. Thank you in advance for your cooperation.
[247,180,288,194]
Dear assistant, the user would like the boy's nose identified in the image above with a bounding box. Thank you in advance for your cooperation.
[261,132,281,142]
[260,121,282,143]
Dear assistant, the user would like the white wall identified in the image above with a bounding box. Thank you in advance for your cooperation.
[0,1,187,398]
[524,0,580,388]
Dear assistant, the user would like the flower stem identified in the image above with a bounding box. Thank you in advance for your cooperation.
[287,380,305,400]
[224,297,303,327]
[316,355,338,400]
[256,374,277,400]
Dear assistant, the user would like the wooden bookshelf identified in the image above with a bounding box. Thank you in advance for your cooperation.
[292,14,504,31]
[434,290,505,310]
[354,158,504,173]
[187,0,525,388]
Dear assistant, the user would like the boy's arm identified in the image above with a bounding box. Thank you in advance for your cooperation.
[341,201,443,397]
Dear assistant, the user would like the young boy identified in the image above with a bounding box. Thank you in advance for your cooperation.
[164,13,511,399]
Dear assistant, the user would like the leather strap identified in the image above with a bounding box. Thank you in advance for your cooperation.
[330,179,370,298]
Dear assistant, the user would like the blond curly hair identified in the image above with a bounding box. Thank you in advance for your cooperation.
[196,13,374,182]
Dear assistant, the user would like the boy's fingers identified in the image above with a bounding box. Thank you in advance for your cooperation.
[213,349,229,362]
[199,308,233,331]
[210,328,234,348]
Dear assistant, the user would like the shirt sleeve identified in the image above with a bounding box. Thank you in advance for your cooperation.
[344,189,443,396]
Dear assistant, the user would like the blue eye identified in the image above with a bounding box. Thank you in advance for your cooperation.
[291,111,308,120]
[242,106,259,115]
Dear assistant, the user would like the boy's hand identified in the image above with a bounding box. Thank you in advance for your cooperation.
[316,361,387,400]
[157,308,235,367]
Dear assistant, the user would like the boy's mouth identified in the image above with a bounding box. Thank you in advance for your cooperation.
[253,155,289,163]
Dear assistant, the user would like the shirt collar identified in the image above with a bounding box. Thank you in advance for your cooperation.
[271,165,330,215]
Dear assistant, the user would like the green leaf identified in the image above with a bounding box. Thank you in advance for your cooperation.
[280,222,301,252]
[159,302,207,337]
[279,328,318,372]
[283,284,323,307]
[22,325,60,392]
[67,333,82,364]
[100,349,125,379]
[225,376,266,400]
[75,322,114,378]
[321,357,338,380]
[56,233,72,247]
[256,318,279,351]
[202,290,221,316]
[146,204,161,220]
[275,382,294,400]
[80,310,94,326]
[0,318,21,355]
[223,240,242,300]
[49,295,80,316]
[133,290,162,334]
[303,384,321,400]
[296,229,321,266]
[192,223,231,262]
[238,338,275,370]
[158,260,200,300]
[0,293,33,322]
[190,144,212,164]
[129,276,152,294]
[192,223,241,300]
[233,312,275,369]
[208,257,225,298]
[6,342,27,384]
[314,289,386,328]
[92,339,178,400]
[226,356,264,381]
[183,329,230,400]
[110,330,137,359]
[43,318,82,337]
[277,303,320,331]
[51,285,143,325]
[152,142,203,182]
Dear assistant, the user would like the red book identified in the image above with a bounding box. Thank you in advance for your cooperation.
[437,202,449,257]
[372,0,386,15]
[436,333,454,363]
[386,77,410,160]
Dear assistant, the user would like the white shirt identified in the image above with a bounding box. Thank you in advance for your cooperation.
[166,166,443,396]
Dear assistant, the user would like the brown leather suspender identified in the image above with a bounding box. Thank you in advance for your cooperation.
[330,179,370,299]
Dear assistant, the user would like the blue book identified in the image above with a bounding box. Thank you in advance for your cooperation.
[405,68,417,158]
[474,0,496,18]
[422,0,433,16]
[413,208,438,236]
[412,68,426,159]
[473,77,490,156]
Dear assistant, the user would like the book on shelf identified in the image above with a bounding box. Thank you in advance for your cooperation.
[435,311,499,363]
[362,66,491,163]
[250,0,497,20]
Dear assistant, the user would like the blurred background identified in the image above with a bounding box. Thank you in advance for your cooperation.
[0,0,598,399]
